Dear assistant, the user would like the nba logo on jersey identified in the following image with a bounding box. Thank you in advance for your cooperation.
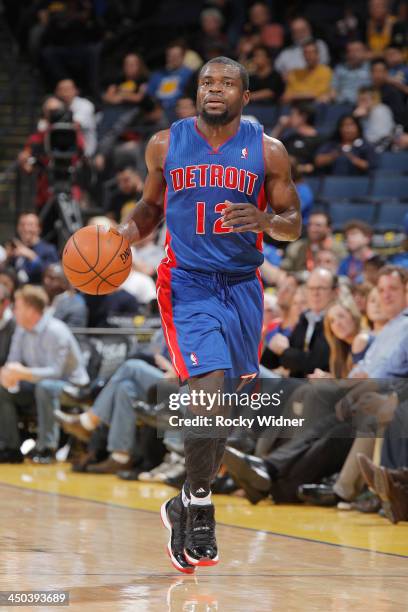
[241,147,248,159]
[190,352,199,366]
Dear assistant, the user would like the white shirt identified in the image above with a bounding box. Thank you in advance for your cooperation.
[275,39,330,75]
[70,96,97,156]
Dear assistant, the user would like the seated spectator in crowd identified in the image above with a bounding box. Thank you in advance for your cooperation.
[102,166,144,222]
[0,285,89,463]
[384,45,408,96]
[291,162,313,224]
[333,7,364,58]
[309,295,364,379]
[390,0,408,51]
[281,211,346,274]
[3,212,58,285]
[338,221,375,283]
[102,53,150,108]
[55,79,96,156]
[195,8,230,62]
[283,41,333,104]
[354,86,395,149]
[243,2,282,51]
[265,268,337,377]
[315,115,377,176]
[331,41,371,105]
[40,0,101,95]
[248,45,284,106]
[353,286,388,358]
[84,290,139,328]
[56,355,174,474]
[18,96,84,211]
[42,263,88,328]
[147,42,193,118]
[275,17,330,76]
[130,230,164,279]
[0,284,15,366]
[370,58,407,127]
[0,268,19,301]
[316,250,342,281]
[351,281,374,318]
[363,253,387,284]
[366,0,397,57]
[271,102,324,175]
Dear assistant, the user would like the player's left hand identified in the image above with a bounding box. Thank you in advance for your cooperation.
[221,201,270,233]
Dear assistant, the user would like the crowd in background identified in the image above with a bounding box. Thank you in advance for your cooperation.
[0,0,407,525]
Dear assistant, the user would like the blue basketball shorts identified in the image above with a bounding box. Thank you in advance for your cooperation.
[156,265,263,383]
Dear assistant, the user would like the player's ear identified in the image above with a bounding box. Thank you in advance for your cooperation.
[242,90,250,107]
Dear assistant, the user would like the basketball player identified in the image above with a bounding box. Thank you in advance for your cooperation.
[119,57,301,573]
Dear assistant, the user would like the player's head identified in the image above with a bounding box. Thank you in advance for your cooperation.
[196,57,249,126]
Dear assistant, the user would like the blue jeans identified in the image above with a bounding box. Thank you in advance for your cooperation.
[92,359,164,453]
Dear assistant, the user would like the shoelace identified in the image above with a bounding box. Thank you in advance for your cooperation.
[190,507,216,547]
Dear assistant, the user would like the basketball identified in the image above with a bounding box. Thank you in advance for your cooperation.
[62,225,132,295]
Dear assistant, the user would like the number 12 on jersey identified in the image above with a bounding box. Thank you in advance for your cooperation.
[196,202,232,235]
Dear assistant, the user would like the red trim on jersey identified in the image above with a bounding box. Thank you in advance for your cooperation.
[194,118,241,154]
[256,269,264,361]
[156,187,189,381]
[256,183,267,251]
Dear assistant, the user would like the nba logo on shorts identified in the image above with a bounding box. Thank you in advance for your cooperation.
[190,352,199,366]
[241,147,248,159]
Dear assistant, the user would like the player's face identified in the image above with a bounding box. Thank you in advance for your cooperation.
[196,64,249,126]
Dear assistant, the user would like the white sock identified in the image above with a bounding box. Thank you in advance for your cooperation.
[182,485,190,507]
[111,452,130,464]
[191,492,212,506]
[79,412,97,431]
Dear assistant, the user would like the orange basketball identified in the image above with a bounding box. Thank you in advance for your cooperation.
[62,225,132,295]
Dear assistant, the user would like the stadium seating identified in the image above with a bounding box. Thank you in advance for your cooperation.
[375,202,408,231]
[320,176,370,202]
[376,152,408,175]
[328,202,376,231]
[371,176,408,201]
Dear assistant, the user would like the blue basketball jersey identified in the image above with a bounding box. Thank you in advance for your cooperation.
[163,117,267,274]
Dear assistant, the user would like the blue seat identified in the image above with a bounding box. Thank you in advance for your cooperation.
[320,176,370,201]
[375,202,408,230]
[244,104,279,129]
[315,103,353,135]
[377,152,408,174]
[371,176,408,201]
[304,177,321,198]
[328,202,376,230]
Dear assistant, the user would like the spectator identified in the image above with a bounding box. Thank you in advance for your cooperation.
[0,284,15,366]
[271,102,323,175]
[102,166,144,222]
[366,0,397,57]
[370,58,407,127]
[275,17,330,76]
[147,42,193,117]
[174,96,196,119]
[310,294,363,378]
[196,8,229,62]
[130,230,165,279]
[4,212,59,285]
[42,263,88,328]
[338,221,375,283]
[40,0,101,95]
[316,250,341,275]
[331,41,371,104]
[390,0,408,51]
[0,285,89,463]
[283,41,333,104]
[333,6,364,57]
[315,115,377,176]
[242,2,283,52]
[354,86,395,149]
[384,45,408,96]
[18,95,84,211]
[281,211,346,273]
[55,357,174,474]
[350,281,374,317]
[0,268,19,301]
[102,53,150,107]
[248,45,284,105]
[84,290,139,327]
[291,162,313,224]
[55,79,97,156]
[363,253,387,284]
[267,268,337,377]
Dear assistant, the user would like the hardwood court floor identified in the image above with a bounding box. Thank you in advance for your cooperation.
[0,464,407,611]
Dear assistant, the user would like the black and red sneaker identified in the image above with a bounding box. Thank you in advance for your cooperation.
[184,504,219,567]
[161,494,196,574]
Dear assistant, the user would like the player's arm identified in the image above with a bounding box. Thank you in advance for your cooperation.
[118,130,169,244]
[222,135,301,242]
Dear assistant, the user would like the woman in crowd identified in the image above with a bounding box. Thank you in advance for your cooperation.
[314,114,377,176]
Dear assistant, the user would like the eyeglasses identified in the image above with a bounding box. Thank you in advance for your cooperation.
[306,286,332,292]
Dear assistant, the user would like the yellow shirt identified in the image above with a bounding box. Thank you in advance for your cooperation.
[367,16,396,54]
[285,64,333,99]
